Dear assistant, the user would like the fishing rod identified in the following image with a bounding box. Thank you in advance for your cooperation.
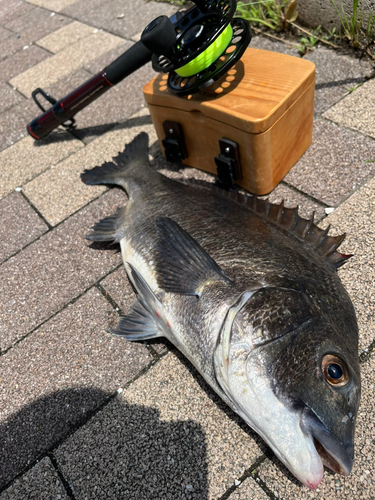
[27,0,251,140]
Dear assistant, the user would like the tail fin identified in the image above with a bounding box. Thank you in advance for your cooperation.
[81,132,149,186]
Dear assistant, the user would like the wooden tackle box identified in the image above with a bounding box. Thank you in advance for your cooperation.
[143,47,315,195]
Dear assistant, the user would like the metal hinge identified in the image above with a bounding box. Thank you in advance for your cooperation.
[162,121,188,162]
[214,138,242,187]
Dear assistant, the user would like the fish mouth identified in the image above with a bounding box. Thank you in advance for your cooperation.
[301,406,353,480]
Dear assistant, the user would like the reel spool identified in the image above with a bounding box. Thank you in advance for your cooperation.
[142,0,251,96]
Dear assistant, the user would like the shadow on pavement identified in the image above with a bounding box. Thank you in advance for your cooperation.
[0,387,209,499]
[32,114,154,146]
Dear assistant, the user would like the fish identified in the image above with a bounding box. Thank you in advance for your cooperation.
[81,132,361,490]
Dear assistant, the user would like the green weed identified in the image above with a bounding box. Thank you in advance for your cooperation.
[235,0,297,32]
[330,0,375,55]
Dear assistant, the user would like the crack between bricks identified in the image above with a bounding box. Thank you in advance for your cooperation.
[359,338,375,364]
[22,1,145,49]
[1,263,122,356]
[49,454,77,500]
[0,186,112,268]
[217,454,275,500]
[320,114,375,143]
[20,189,53,229]
[250,471,279,500]
[278,180,329,221]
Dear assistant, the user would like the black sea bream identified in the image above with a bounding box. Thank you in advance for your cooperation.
[81,133,361,489]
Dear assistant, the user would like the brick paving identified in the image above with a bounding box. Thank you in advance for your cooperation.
[0,1,374,499]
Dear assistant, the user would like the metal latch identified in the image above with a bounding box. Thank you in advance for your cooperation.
[162,121,188,162]
[214,138,242,187]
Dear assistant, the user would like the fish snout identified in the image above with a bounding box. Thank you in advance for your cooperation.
[300,406,353,478]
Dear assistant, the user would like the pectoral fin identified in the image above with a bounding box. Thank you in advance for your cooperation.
[155,217,231,297]
[86,207,125,243]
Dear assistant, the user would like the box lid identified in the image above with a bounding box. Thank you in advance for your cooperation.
[143,47,315,134]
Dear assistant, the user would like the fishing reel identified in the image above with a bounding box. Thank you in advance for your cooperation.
[27,0,251,139]
[142,0,250,96]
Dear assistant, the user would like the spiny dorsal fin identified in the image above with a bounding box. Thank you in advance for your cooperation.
[178,179,352,270]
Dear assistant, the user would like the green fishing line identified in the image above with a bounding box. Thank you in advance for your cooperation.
[175,23,233,78]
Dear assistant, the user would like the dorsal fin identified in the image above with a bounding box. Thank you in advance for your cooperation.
[179,179,352,269]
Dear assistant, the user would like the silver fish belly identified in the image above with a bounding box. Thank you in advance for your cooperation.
[81,133,361,490]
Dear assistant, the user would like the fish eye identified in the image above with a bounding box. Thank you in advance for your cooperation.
[322,354,350,387]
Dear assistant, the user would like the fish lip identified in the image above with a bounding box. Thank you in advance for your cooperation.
[300,405,353,477]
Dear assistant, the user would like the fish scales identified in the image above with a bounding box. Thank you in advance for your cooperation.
[81,133,360,490]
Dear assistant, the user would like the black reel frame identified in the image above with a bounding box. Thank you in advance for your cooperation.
[152,0,236,72]
[150,0,251,95]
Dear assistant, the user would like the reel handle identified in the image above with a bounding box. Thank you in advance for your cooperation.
[141,15,176,56]
[191,0,209,11]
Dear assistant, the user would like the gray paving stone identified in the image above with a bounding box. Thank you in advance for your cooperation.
[0,24,14,41]
[0,287,151,489]
[5,6,70,44]
[284,118,375,206]
[303,48,374,115]
[0,191,48,263]
[0,131,82,199]
[0,96,43,152]
[0,31,24,62]
[320,175,375,353]
[62,0,177,39]
[37,20,97,54]
[0,457,69,500]
[0,81,24,113]
[323,79,375,140]
[250,33,301,57]
[55,352,264,499]
[27,0,78,10]
[10,30,123,97]
[0,26,12,39]
[0,189,124,351]
[0,0,34,26]
[0,44,50,83]
[256,354,375,499]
